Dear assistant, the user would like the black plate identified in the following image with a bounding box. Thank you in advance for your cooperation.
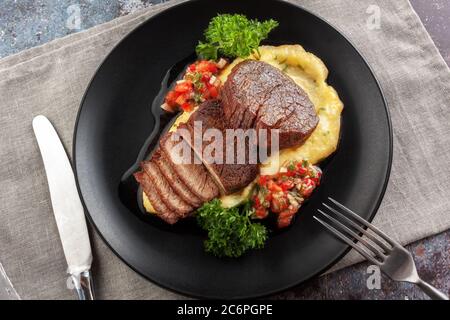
[74,0,392,299]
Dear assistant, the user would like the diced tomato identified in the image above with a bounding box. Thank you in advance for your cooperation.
[311,177,320,186]
[187,63,196,72]
[208,64,218,73]
[253,195,261,207]
[296,163,308,175]
[259,175,269,186]
[310,169,322,186]
[202,90,210,100]
[196,60,218,73]
[267,180,282,193]
[208,85,219,98]
[175,94,188,106]
[277,217,292,228]
[286,169,297,177]
[303,178,316,188]
[201,73,211,83]
[165,90,179,107]
[174,81,193,93]
[300,178,316,197]
[271,194,289,213]
[302,188,313,198]
[316,170,322,179]
[255,207,269,219]
[278,210,293,220]
[277,206,297,228]
[181,102,194,112]
[280,180,294,191]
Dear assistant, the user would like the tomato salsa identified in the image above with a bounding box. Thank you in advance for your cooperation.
[163,59,227,112]
[252,160,321,228]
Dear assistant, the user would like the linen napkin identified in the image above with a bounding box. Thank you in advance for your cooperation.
[0,0,449,299]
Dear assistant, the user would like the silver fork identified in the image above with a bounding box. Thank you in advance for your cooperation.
[314,197,449,300]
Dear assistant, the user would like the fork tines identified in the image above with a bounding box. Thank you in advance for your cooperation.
[314,197,395,266]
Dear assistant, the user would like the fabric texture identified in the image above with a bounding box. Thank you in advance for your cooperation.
[0,0,449,299]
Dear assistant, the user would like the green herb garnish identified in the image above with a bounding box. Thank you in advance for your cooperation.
[302,159,309,168]
[192,72,203,88]
[196,199,267,258]
[196,14,279,60]
[288,162,296,171]
[193,92,204,104]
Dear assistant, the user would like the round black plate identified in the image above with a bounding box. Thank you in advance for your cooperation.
[74,0,392,299]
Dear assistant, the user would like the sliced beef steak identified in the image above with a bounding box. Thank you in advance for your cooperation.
[133,171,179,224]
[135,60,320,224]
[221,60,319,150]
[153,151,203,207]
[141,160,193,218]
[179,100,259,194]
[160,131,220,202]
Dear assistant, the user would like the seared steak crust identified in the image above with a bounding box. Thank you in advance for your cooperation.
[181,100,259,194]
[221,60,319,149]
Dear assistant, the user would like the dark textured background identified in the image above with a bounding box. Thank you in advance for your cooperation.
[0,0,448,300]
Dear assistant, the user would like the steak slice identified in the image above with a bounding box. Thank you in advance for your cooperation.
[179,100,259,194]
[221,60,319,150]
[141,160,193,218]
[133,171,179,224]
[153,150,203,207]
[160,131,220,202]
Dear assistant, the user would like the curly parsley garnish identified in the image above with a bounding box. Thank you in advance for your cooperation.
[196,199,267,258]
[196,14,279,60]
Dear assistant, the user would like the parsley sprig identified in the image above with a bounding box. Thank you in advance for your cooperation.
[196,199,267,258]
[196,14,279,60]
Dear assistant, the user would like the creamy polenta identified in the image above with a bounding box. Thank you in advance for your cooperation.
[143,44,343,212]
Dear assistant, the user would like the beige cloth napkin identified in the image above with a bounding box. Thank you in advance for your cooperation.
[1,0,449,299]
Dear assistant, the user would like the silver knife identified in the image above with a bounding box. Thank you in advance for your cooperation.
[32,115,95,300]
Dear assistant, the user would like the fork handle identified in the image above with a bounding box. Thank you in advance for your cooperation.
[417,279,449,300]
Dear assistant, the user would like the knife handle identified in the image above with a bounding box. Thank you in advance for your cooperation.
[71,270,95,300]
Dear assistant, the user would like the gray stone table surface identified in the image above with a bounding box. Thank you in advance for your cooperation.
[0,0,448,300]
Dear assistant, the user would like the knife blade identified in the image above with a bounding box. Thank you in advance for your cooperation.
[32,115,94,300]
